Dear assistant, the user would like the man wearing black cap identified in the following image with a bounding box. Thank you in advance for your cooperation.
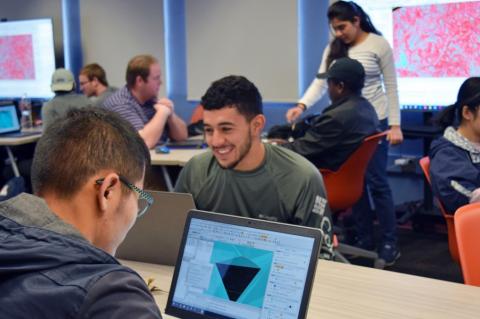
[282,57,379,171]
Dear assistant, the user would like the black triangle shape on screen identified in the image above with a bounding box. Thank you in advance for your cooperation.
[216,263,260,302]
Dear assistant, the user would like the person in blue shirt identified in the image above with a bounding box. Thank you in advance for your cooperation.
[0,107,162,318]
[430,77,480,213]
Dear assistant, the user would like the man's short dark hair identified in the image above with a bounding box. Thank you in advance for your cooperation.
[126,55,158,89]
[201,75,263,120]
[80,63,109,86]
[32,107,150,198]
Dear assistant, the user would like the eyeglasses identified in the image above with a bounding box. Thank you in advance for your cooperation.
[79,80,91,87]
[95,175,154,218]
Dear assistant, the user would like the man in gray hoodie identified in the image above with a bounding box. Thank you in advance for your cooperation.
[0,107,162,318]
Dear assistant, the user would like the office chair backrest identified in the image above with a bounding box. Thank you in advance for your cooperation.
[190,104,204,124]
[320,131,387,212]
[455,202,480,286]
[419,156,459,263]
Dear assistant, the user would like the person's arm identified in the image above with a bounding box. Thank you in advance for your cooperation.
[155,97,187,142]
[77,270,162,319]
[291,168,334,259]
[378,37,403,144]
[166,113,188,141]
[286,46,330,123]
[430,147,480,213]
[138,103,171,149]
[282,114,343,162]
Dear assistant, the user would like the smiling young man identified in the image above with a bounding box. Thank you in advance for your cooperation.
[175,75,333,258]
[0,107,162,318]
[104,54,187,148]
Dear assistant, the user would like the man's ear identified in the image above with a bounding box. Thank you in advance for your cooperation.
[135,75,144,86]
[336,81,345,95]
[96,173,121,213]
[250,114,266,136]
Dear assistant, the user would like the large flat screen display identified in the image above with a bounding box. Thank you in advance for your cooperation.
[0,19,56,99]
[355,0,480,110]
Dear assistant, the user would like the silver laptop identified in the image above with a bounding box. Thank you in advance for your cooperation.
[165,210,323,319]
[116,191,196,266]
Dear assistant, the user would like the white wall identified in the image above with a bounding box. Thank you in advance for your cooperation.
[80,0,166,96]
[185,0,298,102]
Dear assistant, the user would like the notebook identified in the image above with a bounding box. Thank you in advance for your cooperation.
[0,102,39,137]
[116,191,196,266]
[165,210,323,319]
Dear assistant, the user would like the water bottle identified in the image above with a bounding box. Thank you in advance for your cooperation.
[19,94,33,129]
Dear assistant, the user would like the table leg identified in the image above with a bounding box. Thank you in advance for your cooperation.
[5,146,20,177]
[161,166,174,191]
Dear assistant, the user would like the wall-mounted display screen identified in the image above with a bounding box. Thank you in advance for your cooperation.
[356,0,479,110]
[0,18,56,99]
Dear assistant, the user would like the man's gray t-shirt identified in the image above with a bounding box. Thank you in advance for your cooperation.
[92,86,117,107]
[175,143,333,258]
[42,92,91,129]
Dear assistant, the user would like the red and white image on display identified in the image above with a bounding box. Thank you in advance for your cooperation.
[0,34,36,80]
[393,1,480,77]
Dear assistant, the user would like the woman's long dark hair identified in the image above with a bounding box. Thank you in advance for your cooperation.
[326,1,381,67]
[435,77,480,129]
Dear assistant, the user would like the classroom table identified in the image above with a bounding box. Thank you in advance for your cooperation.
[121,259,480,319]
[0,132,42,177]
[150,148,208,191]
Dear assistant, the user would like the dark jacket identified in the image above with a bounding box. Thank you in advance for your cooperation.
[0,193,162,318]
[429,127,480,213]
[283,95,379,171]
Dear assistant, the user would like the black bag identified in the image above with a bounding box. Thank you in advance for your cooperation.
[267,113,319,140]
[187,120,204,137]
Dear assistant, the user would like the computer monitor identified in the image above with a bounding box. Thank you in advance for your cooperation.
[0,18,56,99]
[356,0,480,111]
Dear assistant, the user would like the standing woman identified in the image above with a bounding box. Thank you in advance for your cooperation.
[286,1,402,265]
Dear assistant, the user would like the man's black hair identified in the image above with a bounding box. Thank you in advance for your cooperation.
[32,107,150,197]
[201,75,263,120]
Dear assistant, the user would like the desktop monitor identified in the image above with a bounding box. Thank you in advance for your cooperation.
[0,18,56,99]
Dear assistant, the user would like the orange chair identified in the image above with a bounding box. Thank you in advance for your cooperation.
[190,104,204,124]
[418,156,459,263]
[320,131,388,268]
[321,131,388,212]
[454,202,480,286]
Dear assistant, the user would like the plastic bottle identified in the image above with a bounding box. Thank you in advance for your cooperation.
[19,93,33,129]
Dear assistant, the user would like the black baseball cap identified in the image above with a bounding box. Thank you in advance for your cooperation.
[316,57,365,86]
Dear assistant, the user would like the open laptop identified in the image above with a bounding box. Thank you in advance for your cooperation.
[165,210,323,319]
[164,139,207,149]
[116,191,196,266]
[0,102,39,137]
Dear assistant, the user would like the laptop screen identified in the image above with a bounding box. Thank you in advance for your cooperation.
[166,210,322,319]
[0,104,20,134]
